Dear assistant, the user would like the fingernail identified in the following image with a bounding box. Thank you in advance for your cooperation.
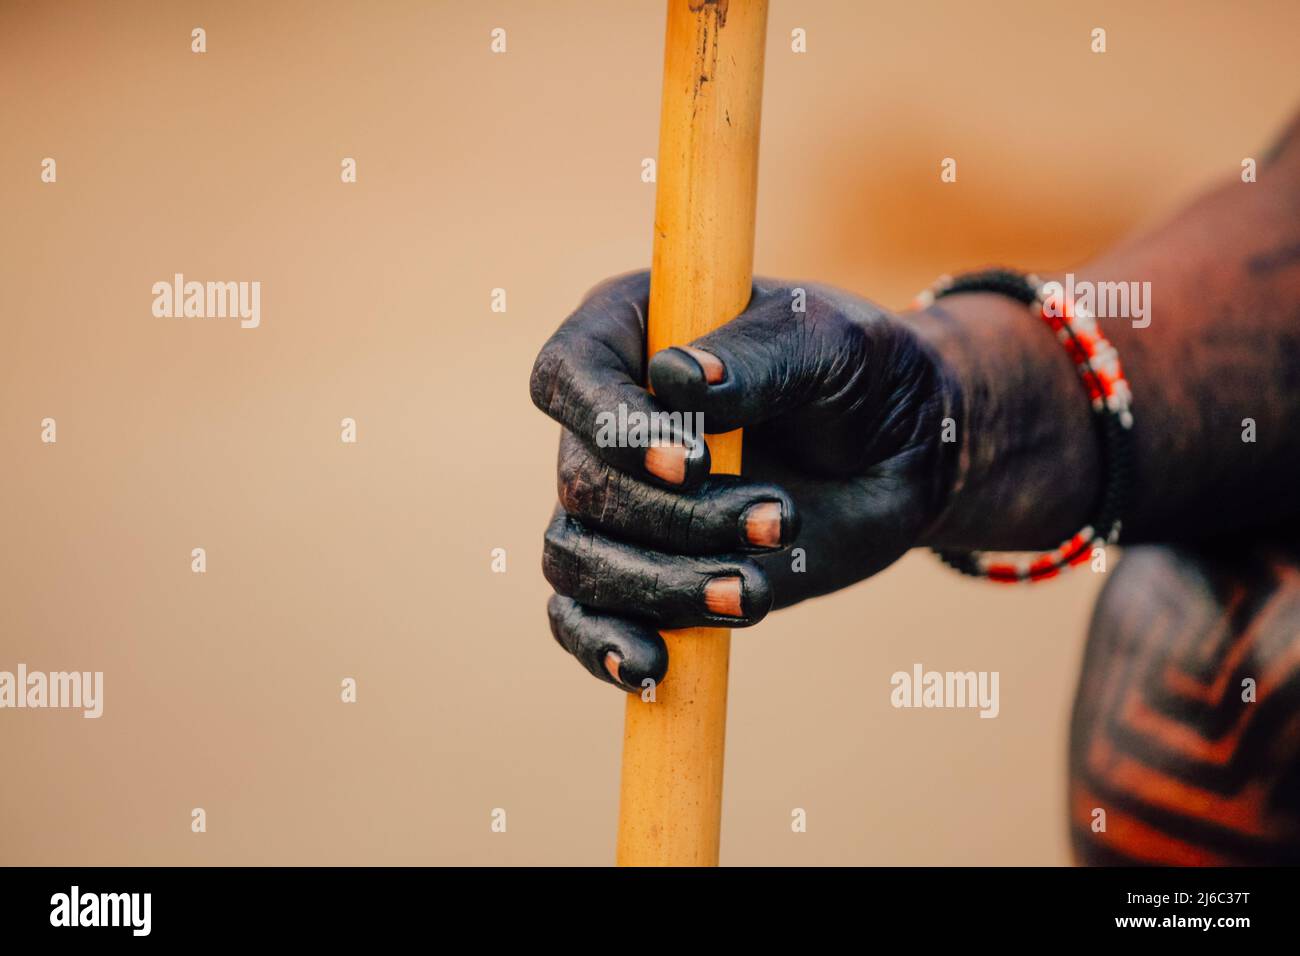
[604,651,623,683]
[679,346,725,384]
[645,443,687,484]
[742,501,783,548]
[704,576,744,618]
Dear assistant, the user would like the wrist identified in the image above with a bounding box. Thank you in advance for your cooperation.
[906,290,1102,552]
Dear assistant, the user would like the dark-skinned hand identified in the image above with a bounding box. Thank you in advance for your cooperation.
[529,270,961,691]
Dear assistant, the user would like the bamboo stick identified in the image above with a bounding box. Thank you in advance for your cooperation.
[616,0,769,867]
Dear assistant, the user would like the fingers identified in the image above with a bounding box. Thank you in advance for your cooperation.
[556,431,800,555]
[647,284,875,434]
[529,271,712,488]
[543,512,774,629]
[545,426,792,691]
[547,595,667,692]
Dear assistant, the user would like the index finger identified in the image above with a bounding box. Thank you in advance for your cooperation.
[529,270,712,487]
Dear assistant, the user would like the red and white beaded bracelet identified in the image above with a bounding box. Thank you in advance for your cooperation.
[914,269,1135,583]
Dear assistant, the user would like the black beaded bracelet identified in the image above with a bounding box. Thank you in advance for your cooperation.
[915,269,1135,583]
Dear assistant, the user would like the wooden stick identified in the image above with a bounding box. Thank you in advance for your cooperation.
[616,0,769,867]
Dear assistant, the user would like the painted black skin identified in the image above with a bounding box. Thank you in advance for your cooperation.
[532,111,1300,696]
[531,273,959,689]
[529,110,1300,864]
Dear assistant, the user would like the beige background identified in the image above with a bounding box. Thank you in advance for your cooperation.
[1,0,1295,865]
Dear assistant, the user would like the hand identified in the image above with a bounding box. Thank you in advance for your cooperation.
[530,271,962,691]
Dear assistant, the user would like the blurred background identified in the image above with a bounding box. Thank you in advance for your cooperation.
[1,0,1296,865]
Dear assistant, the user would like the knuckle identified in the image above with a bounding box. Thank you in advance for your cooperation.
[541,514,597,596]
[541,516,573,588]
[542,511,570,548]
[545,595,580,655]
[557,443,615,518]
[529,335,575,419]
[585,269,649,305]
[545,593,566,627]
[736,558,774,621]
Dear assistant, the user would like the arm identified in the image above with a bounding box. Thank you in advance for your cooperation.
[530,110,1300,691]
[919,113,1300,551]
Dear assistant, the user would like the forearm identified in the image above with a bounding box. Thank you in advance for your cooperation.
[911,291,1100,551]
[1078,128,1300,541]
[915,112,1300,550]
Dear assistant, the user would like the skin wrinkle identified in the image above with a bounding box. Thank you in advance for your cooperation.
[679,497,702,549]
[558,431,797,556]
[542,510,770,628]
[599,458,623,526]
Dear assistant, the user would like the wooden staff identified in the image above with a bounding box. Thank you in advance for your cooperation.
[616,0,769,867]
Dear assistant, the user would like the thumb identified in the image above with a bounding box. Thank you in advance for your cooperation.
[647,284,863,433]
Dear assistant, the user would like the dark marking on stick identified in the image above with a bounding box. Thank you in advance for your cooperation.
[688,0,729,29]
[688,0,727,117]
